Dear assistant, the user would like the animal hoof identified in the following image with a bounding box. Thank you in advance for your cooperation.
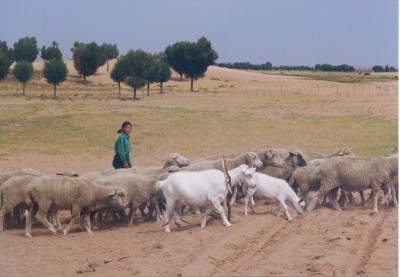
[200,224,206,228]
[225,223,232,227]
[63,229,68,236]
[163,226,170,233]
[25,233,32,238]
[49,227,57,234]
[87,230,93,234]
[175,222,182,228]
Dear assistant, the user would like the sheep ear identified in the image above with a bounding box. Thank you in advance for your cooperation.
[289,152,295,157]
[73,174,79,177]
[299,198,304,204]
[108,190,116,197]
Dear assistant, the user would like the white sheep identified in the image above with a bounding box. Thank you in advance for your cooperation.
[155,157,256,232]
[102,153,190,176]
[25,175,128,237]
[300,147,354,162]
[306,155,398,213]
[94,173,168,227]
[244,173,305,221]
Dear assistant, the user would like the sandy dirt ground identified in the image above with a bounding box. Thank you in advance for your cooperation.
[0,194,397,276]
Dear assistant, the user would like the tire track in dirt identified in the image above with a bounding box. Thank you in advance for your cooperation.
[179,211,289,276]
[343,210,388,275]
[212,219,290,275]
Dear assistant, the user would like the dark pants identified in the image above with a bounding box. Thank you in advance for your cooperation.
[112,154,125,169]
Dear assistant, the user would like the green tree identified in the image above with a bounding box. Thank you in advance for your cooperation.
[101,43,119,72]
[165,41,190,80]
[71,42,106,83]
[0,52,10,81]
[372,65,384,72]
[13,36,39,62]
[119,49,152,100]
[41,41,62,61]
[185,37,218,92]
[43,59,68,98]
[153,60,171,93]
[110,59,125,98]
[0,40,14,66]
[13,61,34,95]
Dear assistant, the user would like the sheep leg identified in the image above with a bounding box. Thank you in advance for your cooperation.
[328,189,342,211]
[127,206,137,227]
[53,211,63,231]
[212,200,231,227]
[84,213,92,234]
[307,189,328,212]
[0,204,13,230]
[25,203,38,238]
[35,201,57,234]
[63,205,81,235]
[279,200,292,221]
[359,190,366,205]
[381,184,391,206]
[371,183,380,213]
[152,197,165,222]
[244,188,256,216]
[391,184,398,206]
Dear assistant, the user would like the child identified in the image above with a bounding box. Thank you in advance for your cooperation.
[113,121,132,169]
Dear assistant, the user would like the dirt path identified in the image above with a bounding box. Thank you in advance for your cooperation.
[0,197,396,276]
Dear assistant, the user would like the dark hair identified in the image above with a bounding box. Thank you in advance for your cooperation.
[117,121,132,133]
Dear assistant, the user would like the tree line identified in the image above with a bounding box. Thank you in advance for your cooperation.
[218,62,398,73]
[0,36,218,98]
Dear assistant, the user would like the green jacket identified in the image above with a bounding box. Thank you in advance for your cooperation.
[114,132,131,166]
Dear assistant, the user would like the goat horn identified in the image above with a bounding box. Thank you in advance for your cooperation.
[247,153,254,168]
[222,155,232,194]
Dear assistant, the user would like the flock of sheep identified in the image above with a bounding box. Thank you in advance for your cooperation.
[0,147,398,237]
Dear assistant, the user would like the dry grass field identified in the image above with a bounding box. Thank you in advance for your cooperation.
[0,61,398,276]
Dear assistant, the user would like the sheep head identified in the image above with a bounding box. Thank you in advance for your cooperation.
[264,149,285,168]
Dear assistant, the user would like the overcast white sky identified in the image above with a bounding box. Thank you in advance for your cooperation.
[1,0,398,67]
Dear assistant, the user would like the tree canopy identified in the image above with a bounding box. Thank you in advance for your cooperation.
[165,37,218,92]
[0,52,10,81]
[101,43,119,72]
[118,49,153,99]
[43,59,68,98]
[0,40,14,66]
[13,36,39,62]
[71,41,106,83]
[41,41,62,60]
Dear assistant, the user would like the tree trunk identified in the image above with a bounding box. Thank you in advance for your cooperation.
[22,83,25,95]
[180,73,183,81]
[133,85,137,100]
[118,82,121,98]
[160,82,163,93]
[147,83,150,96]
[106,60,109,72]
[83,75,87,84]
[190,77,194,92]
[53,84,57,98]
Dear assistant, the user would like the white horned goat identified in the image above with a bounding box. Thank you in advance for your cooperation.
[155,155,256,232]
[244,173,305,221]
[25,175,128,237]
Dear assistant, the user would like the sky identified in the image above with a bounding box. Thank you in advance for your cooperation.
[0,0,398,67]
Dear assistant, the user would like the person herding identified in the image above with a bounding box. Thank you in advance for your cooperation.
[113,121,133,169]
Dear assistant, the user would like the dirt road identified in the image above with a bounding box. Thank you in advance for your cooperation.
[0,195,397,276]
